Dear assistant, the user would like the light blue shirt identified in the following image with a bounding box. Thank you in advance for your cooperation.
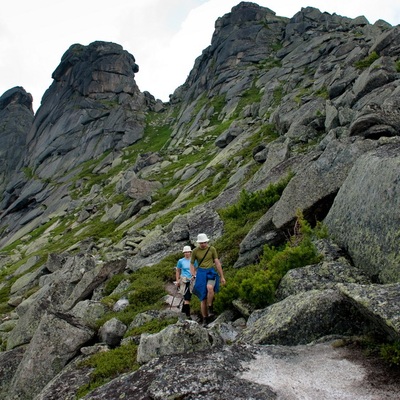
[176,257,197,279]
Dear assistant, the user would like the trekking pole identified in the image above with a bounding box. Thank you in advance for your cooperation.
[170,282,179,309]
[176,283,189,309]
[177,296,184,309]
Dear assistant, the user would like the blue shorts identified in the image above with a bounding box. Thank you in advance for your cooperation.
[192,267,220,301]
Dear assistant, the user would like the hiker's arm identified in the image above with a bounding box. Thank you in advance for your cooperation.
[190,263,196,277]
[215,258,226,285]
[175,260,181,285]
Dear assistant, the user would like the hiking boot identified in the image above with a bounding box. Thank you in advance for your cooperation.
[208,305,214,317]
[201,316,213,327]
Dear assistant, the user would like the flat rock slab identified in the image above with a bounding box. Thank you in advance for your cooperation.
[240,340,400,399]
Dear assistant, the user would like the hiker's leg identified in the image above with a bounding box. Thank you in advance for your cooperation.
[182,283,191,317]
[181,303,190,317]
[206,282,215,308]
[200,299,208,318]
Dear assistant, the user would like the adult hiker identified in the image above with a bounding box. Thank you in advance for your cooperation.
[190,233,226,325]
[175,245,196,318]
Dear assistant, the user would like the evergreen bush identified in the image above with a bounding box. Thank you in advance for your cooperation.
[215,211,322,311]
[354,51,379,69]
[380,341,400,366]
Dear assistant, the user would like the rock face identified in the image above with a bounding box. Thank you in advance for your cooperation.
[8,312,94,400]
[0,87,34,195]
[325,143,400,283]
[83,344,277,400]
[0,41,148,249]
[28,41,144,180]
[1,2,400,399]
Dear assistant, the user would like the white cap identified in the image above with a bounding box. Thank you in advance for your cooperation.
[182,245,192,253]
[196,233,209,243]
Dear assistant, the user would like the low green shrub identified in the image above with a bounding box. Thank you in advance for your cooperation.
[77,342,139,398]
[216,174,293,265]
[124,317,178,337]
[220,173,292,222]
[99,254,178,327]
[380,341,400,366]
[215,211,322,311]
[127,276,166,306]
[103,274,125,297]
[214,264,260,313]
[239,236,321,307]
[354,51,379,70]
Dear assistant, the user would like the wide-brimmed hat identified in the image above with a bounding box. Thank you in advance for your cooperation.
[182,245,192,253]
[196,233,209,243]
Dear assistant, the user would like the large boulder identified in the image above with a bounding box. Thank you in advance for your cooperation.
[272,137,377,229]
[8,312,94,400]
[350,81,400,139]
[239,289,372,345]
[0,347,25,400]
[6,255,123,350]
[98,317,127,347]
[338,283,400,340]
[137,319,217,364]
[34,356,93,400]
[82,344,277,400]
[325,143,400,283]
[276,259,371,300]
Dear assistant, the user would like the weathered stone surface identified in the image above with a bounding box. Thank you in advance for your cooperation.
[98,317,127,347]
[325,143,400,283]
[128,309,180,330]
[272,138,377,229]
[0,87,33,196]
[34,356,93,400]
[83,344,276,400]
[10,265,47,295]
[62,258,126,310]
[13,255,41,276]
[9,312,94,400]
[215,123,243,148]
[0,347,25,400]
[6,280,71,350]
[370,25,400,56]
[70,300,109,329]
[276,260,371,300]
[137,319,215,364]
[128,203,224,268]
[239,290,372,345]
[6,256,124,350]
[234,204,282,268]
[350,85,400,139]
[351,56,398,104]
[338,283,400,340]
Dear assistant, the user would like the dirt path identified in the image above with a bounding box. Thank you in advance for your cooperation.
[164,282,183,312]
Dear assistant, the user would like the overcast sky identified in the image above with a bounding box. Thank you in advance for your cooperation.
[1,0,399,112]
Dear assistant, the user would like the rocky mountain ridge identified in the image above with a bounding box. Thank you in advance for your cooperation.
[0,2,399,399]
